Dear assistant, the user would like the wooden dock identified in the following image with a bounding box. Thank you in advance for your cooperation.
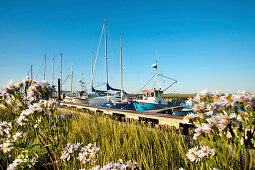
[60,102,193,131]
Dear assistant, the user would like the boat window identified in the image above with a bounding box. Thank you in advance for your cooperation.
[151,92,154,97]
[159,92,162,97]
[155,92,158,97]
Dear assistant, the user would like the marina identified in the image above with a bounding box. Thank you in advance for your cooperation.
[1,1,254,168]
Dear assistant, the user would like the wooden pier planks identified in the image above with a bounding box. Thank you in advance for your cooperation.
[60,101,184,128]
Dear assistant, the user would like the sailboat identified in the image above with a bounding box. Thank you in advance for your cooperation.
[104,34,135,109]
[133,57,180,111]
[89,19,121,106]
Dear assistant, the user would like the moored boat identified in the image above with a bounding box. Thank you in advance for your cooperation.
[133,90,179,111]
[133,57,180,111]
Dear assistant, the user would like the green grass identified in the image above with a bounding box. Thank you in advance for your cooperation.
[63,108,191,169]
[59,108,245,170]
[0,106,247,170]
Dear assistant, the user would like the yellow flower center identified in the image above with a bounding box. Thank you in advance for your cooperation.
[203,150,207,154]
[128,162,132,165]
[61,153,65,157]
[3,145,8,150]
[228,97,233,103]
[241,113,248,118]
[185,115,190,120]
[194,154,199,159]
[17,155,21,158]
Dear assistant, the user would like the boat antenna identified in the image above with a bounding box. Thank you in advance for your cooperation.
[152,52,162,90]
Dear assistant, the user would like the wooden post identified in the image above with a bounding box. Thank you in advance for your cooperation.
[58,78,61,101]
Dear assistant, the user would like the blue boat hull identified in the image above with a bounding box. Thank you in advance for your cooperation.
[172,110,191,115]
[133,102,179,111]
[104,102,135,110]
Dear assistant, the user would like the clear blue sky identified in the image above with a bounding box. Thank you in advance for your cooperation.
[0,0,255,94]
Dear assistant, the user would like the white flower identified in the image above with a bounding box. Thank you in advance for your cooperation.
[237,111,249,122]
[201,123,213,134]
[186,149,201,163]
[7,158,23,170]
[183,113,197,124]
[206,116,219,127]
[0,140,13,153]
[91,165,101,170]
[28,157,37,168]
[29,103,43,112]
[13,132,23,141]
[60,152,71,161]
[200,146,212,157]
[17,115,26,126]
[217,111,236,130]
[199,89,211,97]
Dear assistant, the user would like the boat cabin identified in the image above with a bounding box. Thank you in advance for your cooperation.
[141,89,163,101]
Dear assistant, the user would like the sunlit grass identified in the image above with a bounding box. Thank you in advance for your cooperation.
[61,108,189,169]
[57,108,244,170]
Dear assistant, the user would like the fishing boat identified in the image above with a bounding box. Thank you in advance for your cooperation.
[133,58,180,111]
[104,34,135,110]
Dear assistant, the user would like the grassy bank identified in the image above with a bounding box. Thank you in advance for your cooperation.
[60,108,244,170]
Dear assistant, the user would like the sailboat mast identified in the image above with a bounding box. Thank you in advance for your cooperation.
[104,19,108,86]
[52,56,54,85]
[60,52,62,93]
[71,63,73,93]
[31,65,33,80]
[91,52,93,84]
[155,57,158,85]
[44,53,46,81]
[120,34,123,100]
